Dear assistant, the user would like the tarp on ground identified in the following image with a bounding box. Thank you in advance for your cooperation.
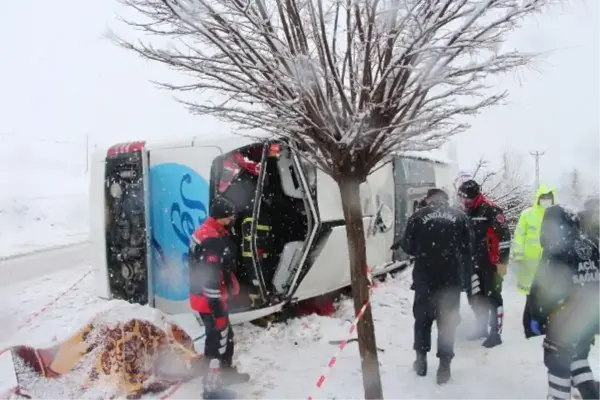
[0,301,205,399]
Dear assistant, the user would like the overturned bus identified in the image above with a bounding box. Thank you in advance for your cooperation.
[89,135,457,323]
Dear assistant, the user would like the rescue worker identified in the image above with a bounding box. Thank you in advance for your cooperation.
[457,180,511,348]
[390,195,431,292]
[523,205,599,399]
[188,196,250,399]
[512,185,557,295]
[217,149,261,215]
[513,185,557,338]
[579,195,600,243]
[398,188,473,385]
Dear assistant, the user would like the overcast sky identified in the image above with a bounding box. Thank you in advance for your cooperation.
[0,0,598,195]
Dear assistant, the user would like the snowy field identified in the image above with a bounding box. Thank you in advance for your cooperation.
[0,136,90,258]
[0,262,597,399]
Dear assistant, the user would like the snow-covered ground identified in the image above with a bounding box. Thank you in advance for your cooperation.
[0,263,597,399]
[0,136,89,258]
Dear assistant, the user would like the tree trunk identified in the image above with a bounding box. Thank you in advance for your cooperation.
[338,176,384,400]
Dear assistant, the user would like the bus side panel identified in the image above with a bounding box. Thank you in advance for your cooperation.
[148,145,221,315]
[90,155,110,299]
[392,156,437,262]
[434,162,459,196]
[364,163,396,273]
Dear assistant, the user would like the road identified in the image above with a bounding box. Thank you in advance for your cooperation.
[0,241,90,287]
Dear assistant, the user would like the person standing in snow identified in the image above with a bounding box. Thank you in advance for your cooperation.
[512,185,557,296]
[398,188,473,385]
[188,196,250,399]
[457,179,511,348]
[512,185,557,339]
[523,205,599,400]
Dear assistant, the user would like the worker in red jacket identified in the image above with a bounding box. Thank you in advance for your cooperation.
[188,196,249,399]
[458,180,511,348]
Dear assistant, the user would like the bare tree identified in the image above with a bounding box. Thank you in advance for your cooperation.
[455,150,531,230]
[115,0,552,397]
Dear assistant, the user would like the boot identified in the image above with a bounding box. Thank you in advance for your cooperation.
[482,333,502,348]
[413,351,427,376]
[202,388,237,400]
[436,357,451,385]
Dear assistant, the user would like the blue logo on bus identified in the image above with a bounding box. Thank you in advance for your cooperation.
[149,163,209,301]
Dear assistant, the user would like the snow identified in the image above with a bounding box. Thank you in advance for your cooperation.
[0,136,90,258]
[0,262,597,399]
[401,148,454,166]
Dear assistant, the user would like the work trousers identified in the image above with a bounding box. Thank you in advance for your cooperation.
[199,313,234,367]
[468,266,504,335]
[413,285,461,359]
[544,336,598,399]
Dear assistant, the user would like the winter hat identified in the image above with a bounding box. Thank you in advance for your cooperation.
[457,180,480,199]
[210,196,237,219]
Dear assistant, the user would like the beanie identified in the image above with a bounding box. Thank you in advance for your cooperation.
[210,196,237,219]
[457,180,480,200]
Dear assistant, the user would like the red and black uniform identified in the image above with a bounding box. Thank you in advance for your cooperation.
[218,152,261,207]
[465,192,511,338]
[189,217,240,365]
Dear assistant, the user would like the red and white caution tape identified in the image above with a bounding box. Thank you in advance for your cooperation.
[12,269,92,335]
[0,267,90,399]
[306,265,377,400]
[307,297,371,400]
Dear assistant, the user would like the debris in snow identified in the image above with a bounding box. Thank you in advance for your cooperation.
[4,300,203,399]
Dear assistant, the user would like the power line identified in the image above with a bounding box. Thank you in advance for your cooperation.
[529,150,545,190]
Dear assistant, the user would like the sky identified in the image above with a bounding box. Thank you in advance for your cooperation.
[0,0,598,197]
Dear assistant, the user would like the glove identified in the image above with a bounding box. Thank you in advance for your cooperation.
[530,320,542,335]
[496,263,507,277]
[470,273,481,295]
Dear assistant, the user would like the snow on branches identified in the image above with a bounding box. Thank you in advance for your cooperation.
[116,0,551,180]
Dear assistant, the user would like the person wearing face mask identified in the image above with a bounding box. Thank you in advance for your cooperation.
[512,185,557,297]
[188,195,250,399]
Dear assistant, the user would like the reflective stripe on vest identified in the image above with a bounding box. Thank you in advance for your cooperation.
[241,217,271,258]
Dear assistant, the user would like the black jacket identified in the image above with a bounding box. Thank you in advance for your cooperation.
[524,205,600,344]
[399,200,473,290]
[465,194,511,270]
[579,204,599,243]
[188,217,240,316]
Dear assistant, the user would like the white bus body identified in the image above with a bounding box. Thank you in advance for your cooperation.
[90,135,457,323]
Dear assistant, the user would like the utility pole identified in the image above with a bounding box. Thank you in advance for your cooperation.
[530,150,545,190]
[85,133,89,174]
